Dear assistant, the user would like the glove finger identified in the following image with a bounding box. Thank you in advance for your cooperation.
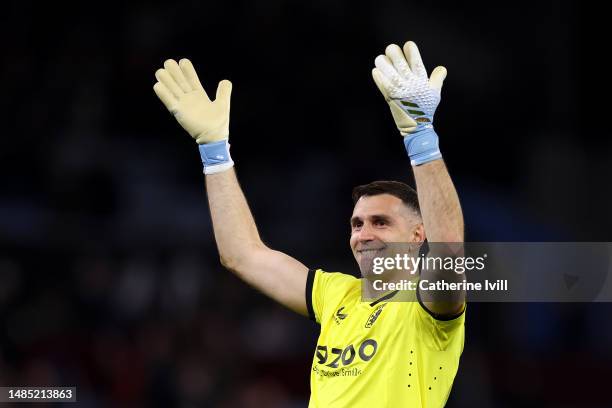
[155,68,183,98]
[215,80,232,109]
[385,44,413,80]
[153,81,178,112]
[164,59,191,93]
[371,68,391,101]
[429,66,447,92]
[403,41,428,79]
[179,58,208,96]
[374,55,403,88]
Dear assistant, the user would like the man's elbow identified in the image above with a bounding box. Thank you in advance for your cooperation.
[219,243,267,272]
[219,253,249,272]
[220,254,238,271]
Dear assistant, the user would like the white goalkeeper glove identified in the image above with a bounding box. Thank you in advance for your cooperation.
[371,41,447,166]
[153,59,234,174]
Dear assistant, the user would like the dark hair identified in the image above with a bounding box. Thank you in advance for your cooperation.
[352,180,421,215]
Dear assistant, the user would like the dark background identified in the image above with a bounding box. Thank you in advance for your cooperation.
[1,0,611,406]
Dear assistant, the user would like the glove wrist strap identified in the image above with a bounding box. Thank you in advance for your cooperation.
[404,127,442,166]
[199,140,234,174]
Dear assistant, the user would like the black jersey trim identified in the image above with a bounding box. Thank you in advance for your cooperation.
[416,284,466,321]
[369,290,400,307]
[306,269,317,323]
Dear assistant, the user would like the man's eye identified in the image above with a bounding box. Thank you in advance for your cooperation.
[374,220,387,226]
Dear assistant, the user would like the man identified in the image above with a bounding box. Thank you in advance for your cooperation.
[153,40,465,407]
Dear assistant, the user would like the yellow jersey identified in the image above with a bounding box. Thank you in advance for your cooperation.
[306,269,465,407]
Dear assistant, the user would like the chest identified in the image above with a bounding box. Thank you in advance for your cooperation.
[319,301,409,346]
[314,302,414,373]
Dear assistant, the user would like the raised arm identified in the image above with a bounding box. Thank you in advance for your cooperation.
[372,41,465,316]
[412,161,463,243]
[153,59,309,316]
[412,160,465,317]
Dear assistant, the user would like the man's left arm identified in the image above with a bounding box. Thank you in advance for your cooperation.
[372,41,465,317]
[413,160,466,317]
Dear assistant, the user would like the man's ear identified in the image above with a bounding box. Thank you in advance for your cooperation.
[412,223,426,242]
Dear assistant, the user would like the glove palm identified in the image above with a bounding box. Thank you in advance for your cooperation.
[371,41,446,136]
[153,59,232,144]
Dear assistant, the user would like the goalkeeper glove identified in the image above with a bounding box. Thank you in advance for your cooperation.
[371,41,447,166]
[153,59,234,174]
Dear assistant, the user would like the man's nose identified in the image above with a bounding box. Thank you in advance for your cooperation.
[357,224,376,241]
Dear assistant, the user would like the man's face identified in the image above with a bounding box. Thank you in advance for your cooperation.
[350,194,423,276]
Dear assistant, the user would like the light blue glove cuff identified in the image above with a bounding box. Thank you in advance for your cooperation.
[198,139,234,174]
[403,127,442,166]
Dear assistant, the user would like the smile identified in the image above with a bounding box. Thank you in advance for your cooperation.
[357,248,385,253]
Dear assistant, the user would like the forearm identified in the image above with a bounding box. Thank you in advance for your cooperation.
[414,159,465,314]
[413,159,464,243]
[206,168,264,268]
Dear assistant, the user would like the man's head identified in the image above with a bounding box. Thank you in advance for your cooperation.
[350,181,425,278]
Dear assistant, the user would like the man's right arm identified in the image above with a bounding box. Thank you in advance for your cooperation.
[153,58,309,317]
[206,168,310,316]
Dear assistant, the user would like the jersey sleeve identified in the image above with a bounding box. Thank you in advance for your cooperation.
[306,269,357,324]
[413,300,466,352]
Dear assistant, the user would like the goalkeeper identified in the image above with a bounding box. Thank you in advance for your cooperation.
[154,40,465,408]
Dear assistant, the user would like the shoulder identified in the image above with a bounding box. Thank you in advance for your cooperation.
[411,301,466,351]
[310,269,360,295]
[307,269,360,323]
[312,268,359,283]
